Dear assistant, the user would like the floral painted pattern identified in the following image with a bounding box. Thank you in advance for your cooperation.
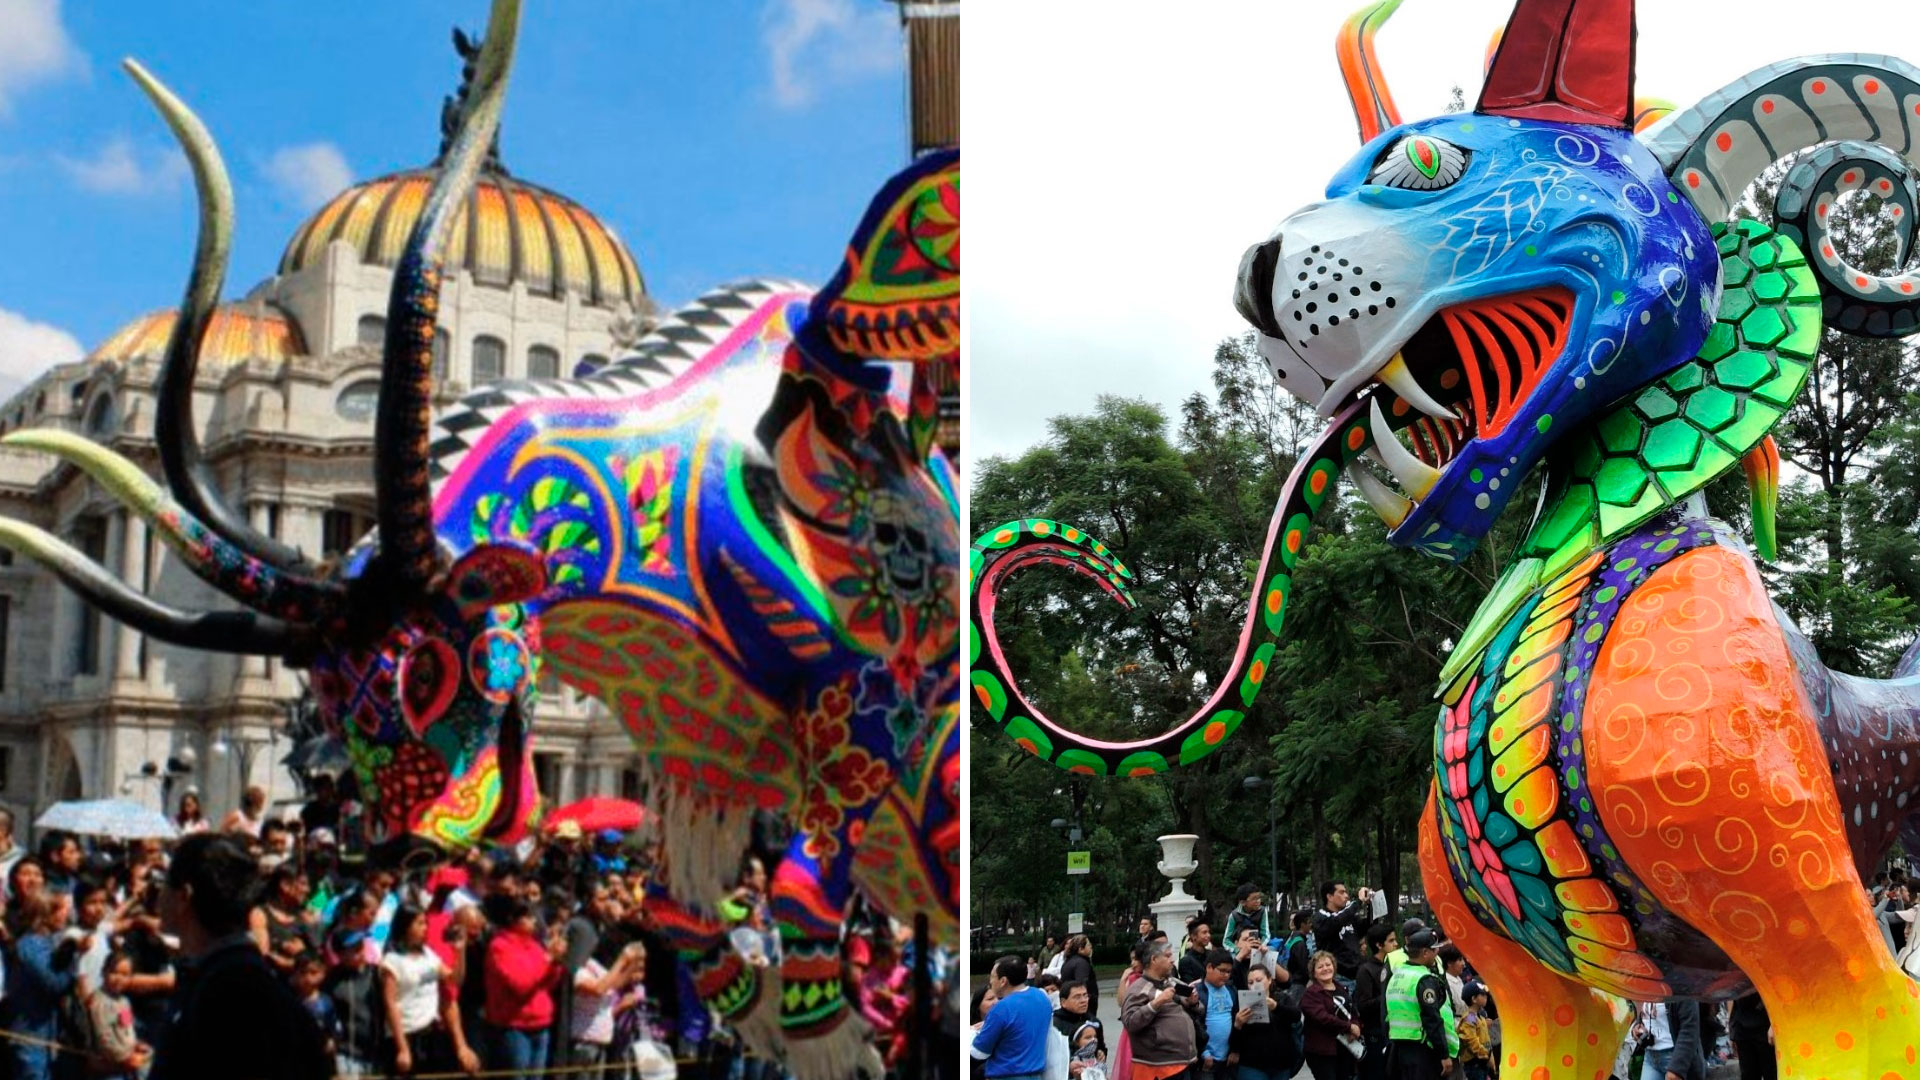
[784,678,894,859]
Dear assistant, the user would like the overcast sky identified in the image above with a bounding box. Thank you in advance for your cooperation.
[965,1,1920,468]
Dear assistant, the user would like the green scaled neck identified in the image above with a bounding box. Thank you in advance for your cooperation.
[1439,220,1819,689]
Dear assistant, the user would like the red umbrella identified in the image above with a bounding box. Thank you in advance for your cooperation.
[545,796,646,834]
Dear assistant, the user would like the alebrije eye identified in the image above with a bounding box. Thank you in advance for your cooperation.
[1370,134,1468,191]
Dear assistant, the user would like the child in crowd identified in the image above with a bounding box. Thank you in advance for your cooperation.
[1072,1022,1108,1080]
[325,928,385,1079]
[1457,982,1495,1080]
[86,951,149,1080]
[292,953,338,1057]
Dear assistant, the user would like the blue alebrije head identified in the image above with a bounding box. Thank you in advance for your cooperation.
[1284,115,1716,561]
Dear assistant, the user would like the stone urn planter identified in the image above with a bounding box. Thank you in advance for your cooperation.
[1149,833,1205,939]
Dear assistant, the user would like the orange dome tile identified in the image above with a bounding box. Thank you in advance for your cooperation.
[279,168,645,309]
[87,303,306,370]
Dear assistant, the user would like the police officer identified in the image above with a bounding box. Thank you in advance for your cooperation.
[1384,929,1457,1080]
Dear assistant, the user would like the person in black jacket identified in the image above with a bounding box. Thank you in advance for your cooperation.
[1059,934,1098,1008]
[1353,922,1395,1080]
[149,833,330,1080]
[1314,881,1375,980]
[1053,980,1108,1072]
[1666,1001,1711,1080]
[1179,917,1215,983]
[1283,910,1315,987]
[1729,993,1775,1080]
[1230,964,1302,1080]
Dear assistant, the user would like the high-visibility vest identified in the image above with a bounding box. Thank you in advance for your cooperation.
[1385,961,1459,1056]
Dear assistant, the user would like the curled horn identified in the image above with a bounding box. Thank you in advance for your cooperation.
[375,0,522,599]
[123,60,314,572]
[1643,54,1920,335]
[1336,0,1405,144]
[3,429,343,622]
[0,518,298,655]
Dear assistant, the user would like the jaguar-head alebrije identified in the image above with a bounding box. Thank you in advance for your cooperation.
[1235,0,1716,561]
[971,0,1920,778]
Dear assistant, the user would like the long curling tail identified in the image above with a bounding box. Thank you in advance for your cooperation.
[969,393,1388,776]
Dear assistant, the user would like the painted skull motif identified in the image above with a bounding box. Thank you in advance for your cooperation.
[868,488,935,600]
[309,544,548,860]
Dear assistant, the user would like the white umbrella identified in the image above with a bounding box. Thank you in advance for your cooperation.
[35,798,181,841]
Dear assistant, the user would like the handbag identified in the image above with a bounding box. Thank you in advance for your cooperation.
[1333,993,1368,1060]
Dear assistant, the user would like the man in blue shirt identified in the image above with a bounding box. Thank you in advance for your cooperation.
[972,954,1053,1080]
[1198,948,1245,1077]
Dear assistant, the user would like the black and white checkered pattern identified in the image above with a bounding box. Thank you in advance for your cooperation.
[426,277,810,485]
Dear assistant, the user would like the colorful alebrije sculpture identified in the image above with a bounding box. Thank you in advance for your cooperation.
[973,0,1920,1073]
[0,3,958,1075]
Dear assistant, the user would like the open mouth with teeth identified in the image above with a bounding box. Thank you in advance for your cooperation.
[1347,286,1576,527]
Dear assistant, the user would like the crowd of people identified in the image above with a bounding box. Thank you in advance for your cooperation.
[0,782,957,1080]
[972,879,1787,1080]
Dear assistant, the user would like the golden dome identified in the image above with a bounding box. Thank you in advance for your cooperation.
[88,302,306,370]
[278,168,646,310]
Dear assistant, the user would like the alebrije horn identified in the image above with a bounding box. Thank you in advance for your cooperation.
[1479,0,1635,128]
[375,0,521,600]
[1336,0,1405,144]
[124,59,315,572]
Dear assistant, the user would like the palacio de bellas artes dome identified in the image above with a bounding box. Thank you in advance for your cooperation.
[0,44,695,832]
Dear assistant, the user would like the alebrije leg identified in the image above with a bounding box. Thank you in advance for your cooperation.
[771,844,871,1080]
[1585,546,1920,1079]
[1421,786,1632,1080]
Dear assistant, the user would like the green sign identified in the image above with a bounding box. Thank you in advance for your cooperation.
[1066,850,1091,875]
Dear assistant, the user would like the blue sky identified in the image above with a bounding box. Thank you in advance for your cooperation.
[0,0,913,385]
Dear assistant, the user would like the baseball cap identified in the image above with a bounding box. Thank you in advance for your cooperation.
[553,820,583,841]
[1405,928,1438,952]
[330,927,368,952]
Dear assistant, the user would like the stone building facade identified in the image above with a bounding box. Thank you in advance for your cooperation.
[0,153,663,827]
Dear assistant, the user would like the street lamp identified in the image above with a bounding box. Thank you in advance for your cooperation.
[212,728,274,809]
[119,751,195,812]
[1243,774,1277,910]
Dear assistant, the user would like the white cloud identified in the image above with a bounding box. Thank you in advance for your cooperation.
[762,0,899,109]
[967,1,1920,465]
[54,135,186,196]
[261,142,353,212]
[0,0,87,117]
[0,307,83,394]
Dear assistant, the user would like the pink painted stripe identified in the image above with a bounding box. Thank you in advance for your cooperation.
[978,397,1366,754]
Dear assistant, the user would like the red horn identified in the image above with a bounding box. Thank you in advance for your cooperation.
[1478,0,1635,128]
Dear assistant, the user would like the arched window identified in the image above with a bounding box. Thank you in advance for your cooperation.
[356,314,387,348]
[432,328,450,381]
[526,344,559,381]
[85,395,113,436]
[575,353,609,378]
[334,380,381,422]
[472,335,505,383]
